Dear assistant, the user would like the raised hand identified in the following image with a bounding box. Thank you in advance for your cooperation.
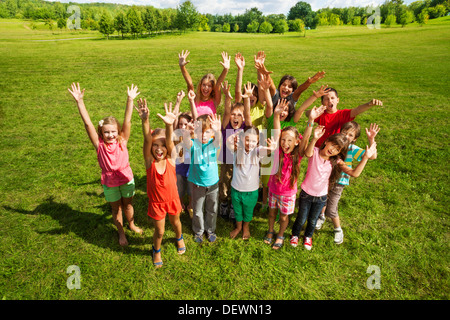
[242,81,254,99]
[188,89,196,101]
[221,81,233,100]
[178,50,190,67]
[266,136,277,151]
[176,90,186,103]
[308,105,326,121]
[235,52,245,70]
[313,85,331,98]
[254,51,266,65]
[258,74,271,91]
[157,102,180,126]
[68,82,85,102]
[307,71,326,84]
[208,113,222,132]
[127,84,140,100]
[365,123,380,142]
[254,61,273,75]
[313,125,326,140]
[220,51,231,70]
[134,98,149,120]
[368,99,383,107]
[274,99,288,116]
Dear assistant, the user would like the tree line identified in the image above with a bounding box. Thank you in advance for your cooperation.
[0,0,449,38]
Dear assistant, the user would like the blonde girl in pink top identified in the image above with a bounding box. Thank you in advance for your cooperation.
[178,50,230,117]
[264,101,326,250]
[68,82,143,247]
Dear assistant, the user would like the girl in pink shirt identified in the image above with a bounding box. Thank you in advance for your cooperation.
[68,82,142,247]
[178,50,230,117]
[290,127,349,251]
[264,102,326,249]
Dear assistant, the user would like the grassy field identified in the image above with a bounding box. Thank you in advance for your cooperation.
[0,17,449,301]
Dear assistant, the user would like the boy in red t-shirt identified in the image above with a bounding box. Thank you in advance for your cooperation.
[304,86,382,146]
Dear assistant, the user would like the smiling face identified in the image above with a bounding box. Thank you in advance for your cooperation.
[178,117,189,130]
[341,128,357,144]
[244,133,259,153]
[322,91,340,114]
[102,124,119,144]
[321,141,343,158]
[151,136,167,161]
[279,79,294,99]
[280,129,299,154]
[202,128,213,144]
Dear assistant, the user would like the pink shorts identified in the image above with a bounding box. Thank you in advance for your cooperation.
[268,191,296,215]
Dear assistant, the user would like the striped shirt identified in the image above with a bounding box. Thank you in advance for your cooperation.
[337,143,365,185]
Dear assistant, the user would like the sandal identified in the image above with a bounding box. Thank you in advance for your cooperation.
[176,234,186,254]
[263,231,274,244]
[272,236,285,250]
[152,246,163,267]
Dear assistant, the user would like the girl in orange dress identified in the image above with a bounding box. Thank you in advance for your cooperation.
[136,99,185,267]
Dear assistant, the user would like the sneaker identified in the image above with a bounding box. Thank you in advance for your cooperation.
[194,234,203,243]
[334,229,344,244]
[304,237,312,250]
[220,202,229,219]
[207,232,217,242]
[315,214,325,230]
[290,235,299,247]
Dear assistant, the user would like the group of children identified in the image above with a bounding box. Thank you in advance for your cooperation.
[68,50,382,267]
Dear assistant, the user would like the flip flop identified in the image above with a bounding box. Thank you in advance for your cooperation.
[272,236,285,249]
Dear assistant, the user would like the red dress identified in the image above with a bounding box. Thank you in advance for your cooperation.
[147,159,182,220]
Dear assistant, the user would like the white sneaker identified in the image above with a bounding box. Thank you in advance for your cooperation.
[315,214,325,230]
[334,229,344,244]
[304,237,312,250]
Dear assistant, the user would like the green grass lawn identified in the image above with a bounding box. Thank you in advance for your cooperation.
[0,18,448,300]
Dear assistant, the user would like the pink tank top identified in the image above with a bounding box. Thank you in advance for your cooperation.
[196,99,216,116]
[97,137,133,187]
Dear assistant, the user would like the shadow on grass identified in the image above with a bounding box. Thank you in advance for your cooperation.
[2,195,155,256]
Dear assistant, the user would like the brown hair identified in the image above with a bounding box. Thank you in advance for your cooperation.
[320,133,349,189]
[196,73,216,103]
[341,121,361,140]
[275,126,302,189]
[321,87,338,102]
[278,75,298,92]
[235,126,260,168]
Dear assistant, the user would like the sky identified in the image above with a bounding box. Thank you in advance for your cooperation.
[49,0,418,15]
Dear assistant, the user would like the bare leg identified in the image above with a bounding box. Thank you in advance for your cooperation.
[110,200,128,246]
[273,213,289,250]
[152,218,165,267]
[264,208,277,244]
[230,221,242,239]
[122,197,143,234]
[242,221,251,240]
[168,213,185,253]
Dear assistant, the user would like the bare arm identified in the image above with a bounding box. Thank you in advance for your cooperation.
[350,99,383,118]
[172,90,185,130]
[134,98,153,169]
[179,50,195,92]
[305,125,325,158]
[235,52,245,103]
[187,89,198,121]
[242,82,253,126]
[299,105,326,156]
[292,71,325,102]
[214,51,230,107]
[157,102,180,166]
[122,84,140,141]
[365,123,380,159]
[221,81,233,129]
[339,142,377,177]
[68,82,99,150]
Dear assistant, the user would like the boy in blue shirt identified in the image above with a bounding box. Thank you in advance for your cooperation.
[183,113,222,243]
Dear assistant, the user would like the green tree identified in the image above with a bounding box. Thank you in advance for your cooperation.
[400,10,415,26]
[385,14,397,26]
[246,20,259,33]
[273,19,289,33]
[259,21,273,33]
[428,4,447,18]
[222,22,231,32]
[127,7,144,37]
[175,0,199,32]
[329,13,341,25]
[57,17,66,31]
[288,18,305,32]
[287,1,315,28]
[417,9,429,25]
[114,11,130,38]
[352,16,362,25]
[142,7,157,34]
[197,14,210,31]
[99,12,115,39]
[242,8,263,31]
[233,23,239,32]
